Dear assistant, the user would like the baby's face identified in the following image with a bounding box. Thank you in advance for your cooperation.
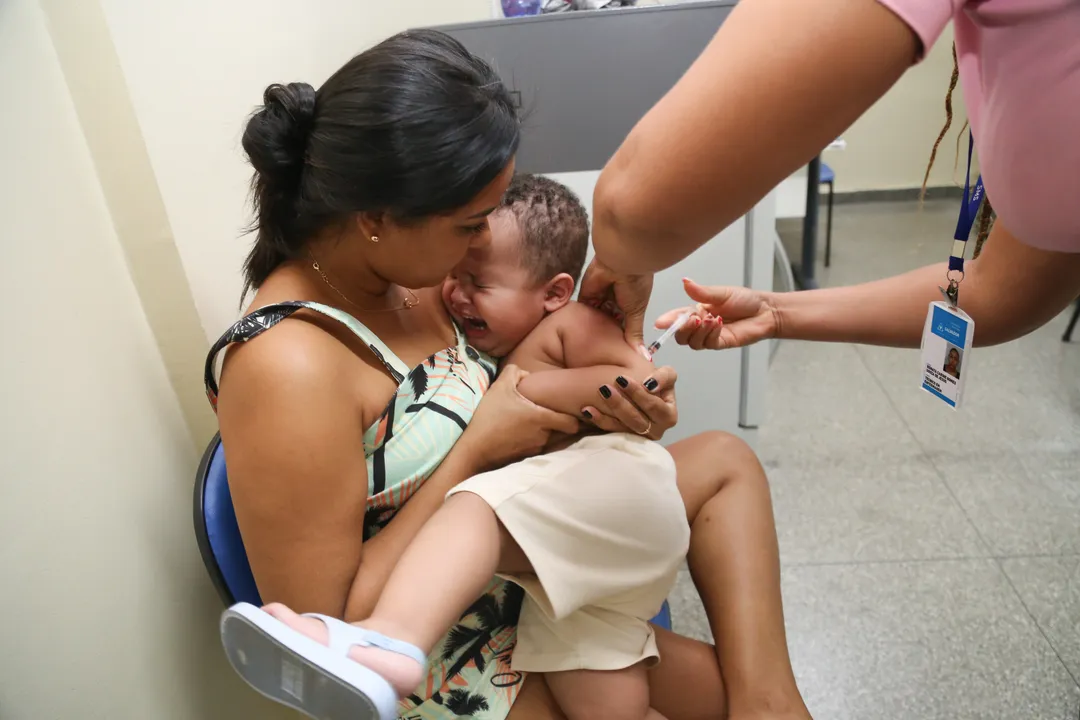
[442,212,551,358]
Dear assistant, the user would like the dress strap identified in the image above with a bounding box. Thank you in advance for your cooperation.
[203,301,411,411]
[450,318,467,353]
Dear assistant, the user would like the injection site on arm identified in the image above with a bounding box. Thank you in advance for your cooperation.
[513,304,657,416]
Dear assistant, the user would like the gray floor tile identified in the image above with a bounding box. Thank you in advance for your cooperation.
[1002,555,1080,684]
[778,200,954,286]
[855,313,1080,457]
[779,199,1080,460]
[768,455,988,565]
[1016,448,1080,507]
[759,340,920,465]
[782,560,1080,720]
[816,200,956,284]
[932,450,1080,556]
[758,199,1080,718]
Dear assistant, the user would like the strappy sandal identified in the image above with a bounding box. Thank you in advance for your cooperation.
[220,602,426,720]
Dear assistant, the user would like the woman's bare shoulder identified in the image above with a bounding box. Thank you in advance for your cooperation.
[216,308,399,445]
[213,314,374,611]
[220,314,351,398]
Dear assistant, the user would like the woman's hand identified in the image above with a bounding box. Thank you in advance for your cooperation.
[578,257,655,352]
[581,365,678,441]
[654,278,780,350]
[460,364,580,471]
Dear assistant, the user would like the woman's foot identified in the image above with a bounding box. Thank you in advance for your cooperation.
[262,603,426,696]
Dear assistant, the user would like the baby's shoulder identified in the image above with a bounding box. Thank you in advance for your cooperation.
[548,300,618,332]
[506,302,618,370]
[546,302,630,365]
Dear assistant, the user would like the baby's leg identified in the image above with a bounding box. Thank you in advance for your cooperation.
[545,663,666,720]
[264,492,513,695]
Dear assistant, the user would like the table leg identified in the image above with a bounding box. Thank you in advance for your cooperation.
[794,154,821,290]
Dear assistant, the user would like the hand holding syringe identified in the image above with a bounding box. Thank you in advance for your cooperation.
[645,311,693,359]
[645,304,721,360]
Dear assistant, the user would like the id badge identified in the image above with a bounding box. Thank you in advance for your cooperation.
[919,301,974,409]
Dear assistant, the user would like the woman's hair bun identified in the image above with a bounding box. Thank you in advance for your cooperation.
[239,30,520,297]
[242,82,317,182]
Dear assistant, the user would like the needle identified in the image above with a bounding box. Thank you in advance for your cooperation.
[645,311,693,360]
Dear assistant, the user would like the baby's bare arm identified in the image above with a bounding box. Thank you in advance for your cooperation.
[513,303,654,416]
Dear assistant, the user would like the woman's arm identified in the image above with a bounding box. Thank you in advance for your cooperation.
[591,0,918,276]
[657,221,1080,350]
[218,322,578,622]
[217,321,383,619]
[772,221,1080,348]
[343,436,485,620]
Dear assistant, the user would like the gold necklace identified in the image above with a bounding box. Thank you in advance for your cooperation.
[308,252,419,313]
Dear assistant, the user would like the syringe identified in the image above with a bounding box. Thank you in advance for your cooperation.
[645,311,694,360]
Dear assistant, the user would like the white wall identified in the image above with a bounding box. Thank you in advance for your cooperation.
[97,0,970,333]
[827,23,972,194]
[40,0,217,445]
[666,3,971,196]
[0,2,294,718]
[99,0,490,342]
[774,23,972,218]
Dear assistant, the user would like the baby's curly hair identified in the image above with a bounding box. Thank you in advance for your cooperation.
[499,174,590,285]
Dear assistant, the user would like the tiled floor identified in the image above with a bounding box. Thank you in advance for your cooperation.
[669,200,1080,719]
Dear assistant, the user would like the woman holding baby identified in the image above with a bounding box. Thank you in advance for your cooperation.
[212,1,1078,718]
[210,27,807,720]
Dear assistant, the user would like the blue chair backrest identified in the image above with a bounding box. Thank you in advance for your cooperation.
[193,433,263,607]
[192,432,673,630]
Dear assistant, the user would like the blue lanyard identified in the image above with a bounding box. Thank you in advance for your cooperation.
[949,132,984,273]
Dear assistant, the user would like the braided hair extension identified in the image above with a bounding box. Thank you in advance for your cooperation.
[922,42,995,259]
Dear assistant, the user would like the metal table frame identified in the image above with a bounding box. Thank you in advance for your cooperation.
[794,154,822,290]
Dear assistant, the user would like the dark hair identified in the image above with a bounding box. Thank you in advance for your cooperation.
[240,29,520,296]
[499,174,590,286]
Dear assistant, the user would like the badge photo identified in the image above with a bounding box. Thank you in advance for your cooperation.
[919,301,974,409]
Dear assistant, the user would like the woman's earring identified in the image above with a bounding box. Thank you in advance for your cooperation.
[370,235,380,243]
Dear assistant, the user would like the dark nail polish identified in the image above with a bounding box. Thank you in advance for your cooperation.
[644,378,659,392]
[615,376,628,388]
[582,409,592,419]
[599,385,612,399]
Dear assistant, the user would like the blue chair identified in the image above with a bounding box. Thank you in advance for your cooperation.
[651,597,673,631]
[193,432,262,606]
[820,162,836,268]
[193,433,673,630]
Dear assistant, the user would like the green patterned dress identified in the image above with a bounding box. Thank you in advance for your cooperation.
[205,301,525,720]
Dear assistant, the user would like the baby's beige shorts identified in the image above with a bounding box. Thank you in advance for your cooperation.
[447,433,690,672]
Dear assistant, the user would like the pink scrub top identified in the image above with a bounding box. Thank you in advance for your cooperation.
[875,0,1080,253]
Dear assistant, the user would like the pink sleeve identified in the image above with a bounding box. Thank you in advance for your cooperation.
[874,0,961,60]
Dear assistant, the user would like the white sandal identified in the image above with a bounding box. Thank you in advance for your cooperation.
[220,602,426,720]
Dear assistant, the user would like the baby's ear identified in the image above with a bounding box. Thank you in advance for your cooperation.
[543,273,576,312]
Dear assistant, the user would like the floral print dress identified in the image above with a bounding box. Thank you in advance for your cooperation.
[205,301,526,720]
